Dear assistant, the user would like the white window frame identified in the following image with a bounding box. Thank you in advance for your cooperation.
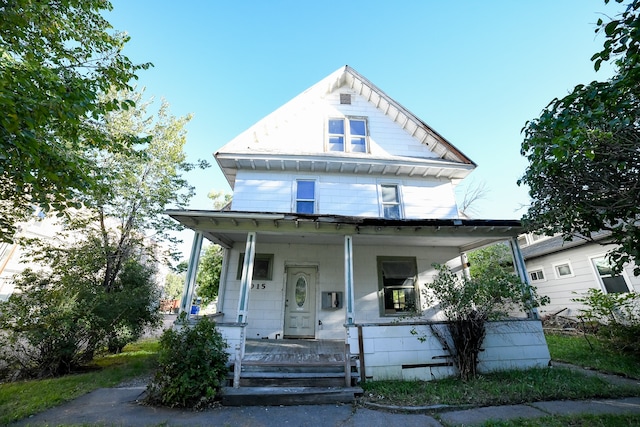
[528,267,546,283]
[293,179,317,214]
[326,116,369,153]
[589,254,633,294]
[552,261,574,279]
[377,256,419,316]
[378,182,403,219]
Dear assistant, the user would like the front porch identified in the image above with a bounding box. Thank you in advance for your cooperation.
[222,338,362,406]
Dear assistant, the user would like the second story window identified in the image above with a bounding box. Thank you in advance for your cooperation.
[296,180,316,214]
[327,117,368,153]
[380,184,401,219]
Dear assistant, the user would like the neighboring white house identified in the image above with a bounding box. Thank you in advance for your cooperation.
[520,231,640,319]
[0,213,170,302]
[0,213,64,301]
[168,66,550,382]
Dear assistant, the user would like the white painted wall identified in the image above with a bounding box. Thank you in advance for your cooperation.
[346,320,550,381]
[526,242,640,318]
[219,240,529,339]
[231,170,459,219]
[221,86,440,160]
[0,215,65,301]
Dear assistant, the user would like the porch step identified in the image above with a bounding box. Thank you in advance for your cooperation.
[240,361,354,373]
[235,371,359,387]
[221,386,363,406]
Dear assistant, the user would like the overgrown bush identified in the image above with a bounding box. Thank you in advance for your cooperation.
[423,260,548,380]
[0,270,95,379]
[0,245,161,380]
[573,288,640,354]
[145,316,229,409]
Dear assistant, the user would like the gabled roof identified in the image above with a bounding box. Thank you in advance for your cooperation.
[215,66,476,187]
[521,230,613,260]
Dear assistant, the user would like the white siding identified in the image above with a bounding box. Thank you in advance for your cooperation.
[231,170,459,219]
[526,242,640,318]
[346,321,550,381]
[219,240,530,339]
[220,87,440,160]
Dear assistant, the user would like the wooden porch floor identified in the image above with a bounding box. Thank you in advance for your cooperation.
[243,339,346,366]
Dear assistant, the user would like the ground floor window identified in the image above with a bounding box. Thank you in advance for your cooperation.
[529,268,545,282]
[236,253,274,280]
[377,256,418,315]
[591,256,630,294]
[553,261,574,278]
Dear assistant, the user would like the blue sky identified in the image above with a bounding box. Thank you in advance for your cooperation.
[108,0,623,220]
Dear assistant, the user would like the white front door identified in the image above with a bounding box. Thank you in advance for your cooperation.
[284,266,316,338]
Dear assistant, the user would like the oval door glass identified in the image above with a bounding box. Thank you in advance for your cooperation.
[295,277,307,307]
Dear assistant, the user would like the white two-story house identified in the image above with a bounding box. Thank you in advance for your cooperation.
[168,66,549,384]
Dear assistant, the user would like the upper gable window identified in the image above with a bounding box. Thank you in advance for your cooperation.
[327,117,368,153]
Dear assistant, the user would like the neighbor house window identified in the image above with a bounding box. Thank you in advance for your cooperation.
[529,268,545,282]
[553,262,573,278]
[236,253,274,281]
[380,184,402,219]
[295,180,316,214]
[327,117,368,153]
[591,256,631,294]
[377,257,418,315]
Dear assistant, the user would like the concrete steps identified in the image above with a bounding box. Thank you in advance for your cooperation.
[221,386,363,406]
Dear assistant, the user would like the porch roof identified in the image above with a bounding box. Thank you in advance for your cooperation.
[167,210,523,253]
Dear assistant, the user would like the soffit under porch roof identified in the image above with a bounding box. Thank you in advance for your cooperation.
[167,210,523,253]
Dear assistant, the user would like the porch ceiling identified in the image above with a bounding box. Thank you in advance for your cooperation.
[166,210,523,252]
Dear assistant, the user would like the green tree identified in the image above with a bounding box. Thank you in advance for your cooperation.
[164,271,184,301]
[519,0,640,275]
[0,89,205,378]
[207,190,232,209]
[467,243,513,278]
[0,0,149,242]
[68,88,207,292]
[196,245,224,305]
[0,239,161,378]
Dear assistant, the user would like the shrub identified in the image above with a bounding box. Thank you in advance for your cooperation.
[422,261,548,380]
[0,270,95,379]
[0,253,161,380]
[145,316,229,409]
[573,288,640,354]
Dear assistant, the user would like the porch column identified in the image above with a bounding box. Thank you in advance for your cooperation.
[344,235,355,325]
[180,231,204,317]
[216,247,230,314]
[460,252,471,280]
[236,232,256,323]
[509,236,540,319]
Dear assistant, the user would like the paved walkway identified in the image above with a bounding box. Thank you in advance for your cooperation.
[11,386,640,427]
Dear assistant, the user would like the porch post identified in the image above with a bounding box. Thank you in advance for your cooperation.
[460,252,471,280]
[180,231,204,317]
[344,235,355,325]
[216,247,230,314]
[236,232,256,323]
[509,236,540,319]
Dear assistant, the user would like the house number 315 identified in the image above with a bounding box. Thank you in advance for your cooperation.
[251,283,266,289]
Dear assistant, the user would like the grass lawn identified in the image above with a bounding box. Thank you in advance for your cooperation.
[477,413,640,427]
[362,333,640,409]
[545,333,640,379]
[361,366,640,407]
[0,339,159,425]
